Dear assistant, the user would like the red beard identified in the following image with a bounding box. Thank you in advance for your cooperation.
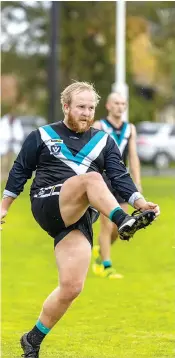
[67,113,94,133]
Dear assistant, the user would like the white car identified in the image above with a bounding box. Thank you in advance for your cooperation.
[136,122,175,169]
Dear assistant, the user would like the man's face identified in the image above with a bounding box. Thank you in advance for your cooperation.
[64,90,96,133]
[106,93,127,119]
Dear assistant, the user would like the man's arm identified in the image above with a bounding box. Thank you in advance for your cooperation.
[128,124,142,192]
[104,136,160,216]
[1,130,40,228]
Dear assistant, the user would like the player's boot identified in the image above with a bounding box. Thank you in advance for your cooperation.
[100,267,123,279]
[20,333,40,357]
[92,245,104,276]
[118,210,156,241]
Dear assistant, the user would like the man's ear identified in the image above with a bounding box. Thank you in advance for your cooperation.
[64,103,69,114]
[105,102,110,111]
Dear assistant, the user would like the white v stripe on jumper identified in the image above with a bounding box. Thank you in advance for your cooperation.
[39,126,108,175]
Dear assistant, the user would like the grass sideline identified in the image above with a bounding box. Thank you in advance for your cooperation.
[1,176,175,358]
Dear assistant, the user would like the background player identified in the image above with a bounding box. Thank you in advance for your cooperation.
[93,92,142,279]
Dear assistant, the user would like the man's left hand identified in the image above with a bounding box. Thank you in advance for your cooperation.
[141,202,160,217]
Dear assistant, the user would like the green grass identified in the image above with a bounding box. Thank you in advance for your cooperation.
[1,177,175,357]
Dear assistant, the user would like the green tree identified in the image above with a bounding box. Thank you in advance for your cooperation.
[127,1,175,106]
[1,1,175,123]
[1,1,49,116]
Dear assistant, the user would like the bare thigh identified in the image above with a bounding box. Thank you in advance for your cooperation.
[59,175,89,226]
[55,230,92,287]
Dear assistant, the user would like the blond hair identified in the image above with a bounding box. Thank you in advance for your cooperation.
[61,81,101,112]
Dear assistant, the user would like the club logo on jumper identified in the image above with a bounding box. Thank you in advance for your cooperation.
[50,144,61,154]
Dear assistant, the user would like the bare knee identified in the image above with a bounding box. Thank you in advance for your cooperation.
[60,280,84,302]
[84,172,103,186]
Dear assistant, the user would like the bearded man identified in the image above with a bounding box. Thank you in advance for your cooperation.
[1,81,160,358]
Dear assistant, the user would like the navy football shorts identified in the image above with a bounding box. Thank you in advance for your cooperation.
[31,188,95,248]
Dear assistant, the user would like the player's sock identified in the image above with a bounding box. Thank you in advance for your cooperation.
[27,320,51,347]
[109,207,128,227]
[103,260,112,269]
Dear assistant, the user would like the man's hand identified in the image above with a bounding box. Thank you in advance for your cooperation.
[134,198,160,217]
[140,202,160,217]
[0,209,8,230]
[0,196,15,230]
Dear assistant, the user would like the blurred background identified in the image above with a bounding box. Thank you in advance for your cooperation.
[1,0,175,179]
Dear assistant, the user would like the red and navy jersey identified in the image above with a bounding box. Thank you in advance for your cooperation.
[4,121,137,201]
[100,119,131,165]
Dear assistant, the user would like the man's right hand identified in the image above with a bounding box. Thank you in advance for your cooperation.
[0,208,8,230]
[0,196,15,230]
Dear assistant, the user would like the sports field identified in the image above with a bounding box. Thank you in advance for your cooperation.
[1,177,175,358]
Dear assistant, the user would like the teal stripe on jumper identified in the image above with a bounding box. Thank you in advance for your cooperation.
[101,119,112,129]
[117,122,128,145]
[109,207,121,221]
[101,120,128,146]
[42,125,106,165]
[36,320,51,335]
[101,120,120,145]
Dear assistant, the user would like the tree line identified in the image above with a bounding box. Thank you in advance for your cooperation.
[1,1,175,123]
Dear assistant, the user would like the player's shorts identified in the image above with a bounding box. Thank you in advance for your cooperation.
[31,184,97,248]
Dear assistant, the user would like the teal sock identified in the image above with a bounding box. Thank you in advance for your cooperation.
[109,207,122,220]
[109,207,127,227]
[36,320,51,335]
[103,260,112,269]
[27,320,51,348]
